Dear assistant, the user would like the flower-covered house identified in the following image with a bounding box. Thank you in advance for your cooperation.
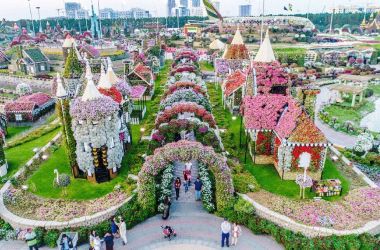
[70,68,124,183]
[16,48,50,76]
[241,31,328,180]
[127,63,155,98]
[222,70,247,113]
[5,92,55,122]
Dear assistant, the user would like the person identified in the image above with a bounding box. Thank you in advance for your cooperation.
[89,231,96,250]
[110,217,119,237]
[162,196,171,220]
[104,231,114,250]
[221,218,231,248]
[93,234,101,250]
[59,233,73,250]
[185,163,192,186]
[231,223,242,246]
[25,228,39,250]
[174,177,181,200]
[183,170,189,193]
[117,216,127,245]
[194,176,203,201]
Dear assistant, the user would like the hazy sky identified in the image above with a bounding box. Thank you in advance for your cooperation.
[0,0,375,21]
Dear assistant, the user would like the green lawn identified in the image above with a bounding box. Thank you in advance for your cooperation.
[369,84,380,97]
[25,62,173,200]
[6,126,31,139]
[200,61,215,72]
[4,128,60,178]
[207,82,350,200]
[27,146,131,200]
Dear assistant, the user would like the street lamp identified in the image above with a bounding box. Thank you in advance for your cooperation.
[36,6,42,33]
[27,0,35,36]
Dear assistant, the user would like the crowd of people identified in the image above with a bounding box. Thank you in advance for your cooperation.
[88,216,127,250]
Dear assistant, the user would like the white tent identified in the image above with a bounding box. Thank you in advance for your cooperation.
[209,39,225,50]
[82,62,103,101]
[231,28,244,45]
[254,30,276,63]
[97,63,112,89]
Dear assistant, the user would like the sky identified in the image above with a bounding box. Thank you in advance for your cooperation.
[0,0,375,21]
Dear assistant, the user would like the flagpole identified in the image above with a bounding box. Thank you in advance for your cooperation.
[260,0,265,44]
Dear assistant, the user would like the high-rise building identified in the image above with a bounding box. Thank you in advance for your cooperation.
[180,0,189,8]
[168,0,176,17]
[130,8,152,19]
[192,0,201,7]
[76,9,89,19]
[239,4,252,17]
[65,2,81,19]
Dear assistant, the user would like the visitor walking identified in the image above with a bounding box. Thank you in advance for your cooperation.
[93,233,101,250]
[194,176,203,201]
[104,231,114,250]
[25,228,39,250]
[59,233,73,250]
[221,218,231,248]
[183,170,189,192]
[117,216,128,245]
[110,217,119,237]
[89,231,96,250]
[162,196,171,220]
[185,162,192,186]
[231,223,242,246]
[174,177,181,200]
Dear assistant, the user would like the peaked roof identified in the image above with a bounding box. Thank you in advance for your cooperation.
[23,48,48,63]
[105,58,120,85]
[254,30,276,63]
[209,39,225,50]
[97,63,112,89]
[223,70,246,97]
[55,73,67,98]
[129,63,153,85]
[287,113,327,144]
[82,62,103,101]
[231,28,244,45]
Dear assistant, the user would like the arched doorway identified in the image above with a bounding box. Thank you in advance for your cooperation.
[138,140,234,213]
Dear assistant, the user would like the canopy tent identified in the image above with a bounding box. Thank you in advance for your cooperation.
[254,30,276,63]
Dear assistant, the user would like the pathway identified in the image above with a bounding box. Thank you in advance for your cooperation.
[125,160,283,250]
[315,85,357,149]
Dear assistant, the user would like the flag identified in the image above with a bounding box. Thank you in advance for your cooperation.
[284,6,288,11]
[202,0,223,21]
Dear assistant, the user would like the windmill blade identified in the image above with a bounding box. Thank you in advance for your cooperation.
[202,0,223,21]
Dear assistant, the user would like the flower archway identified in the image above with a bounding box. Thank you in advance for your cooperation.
[155,102,216,128]
[160,89,212,112]
[162,82,208,99]
[138,140,234,213]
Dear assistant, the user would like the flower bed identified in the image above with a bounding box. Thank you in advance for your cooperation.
[70,96,119,120]
[138,140,234,213]
[155,102,216,128]
[4,187,129,221]
[248,188,380,230]
[162,81,208,99]
[160,89,212,112]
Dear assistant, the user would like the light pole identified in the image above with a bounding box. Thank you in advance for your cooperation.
[260,0,265,44]
[36,6,42,33]
[27,0,35,36]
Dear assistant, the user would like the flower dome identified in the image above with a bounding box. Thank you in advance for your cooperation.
[16,82,32,96]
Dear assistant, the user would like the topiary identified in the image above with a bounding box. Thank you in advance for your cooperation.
[55,174,71,187]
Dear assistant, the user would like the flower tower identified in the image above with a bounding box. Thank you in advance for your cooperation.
[56,73,80,177]
[62,45,83,97]
[70,63,124,183]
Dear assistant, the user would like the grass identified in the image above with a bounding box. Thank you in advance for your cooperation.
[369,84,380,97]
[24,61,172,200]
[4,128,60,178]
[6,126,31,139]
[323,99,375,126]
[27,146,131,200]
[207,82,350,200]
[199,61,215,71]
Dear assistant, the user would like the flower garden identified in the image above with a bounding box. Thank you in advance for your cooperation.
[0,41,379,250]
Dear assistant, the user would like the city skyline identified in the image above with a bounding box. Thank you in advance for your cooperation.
[0,0,377,21]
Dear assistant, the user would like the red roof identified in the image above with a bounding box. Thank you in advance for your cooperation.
[131,63,153,85]
[223,70,246,97]
[5,92,52,113]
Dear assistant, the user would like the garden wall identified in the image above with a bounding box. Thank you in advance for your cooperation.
[240,194,380,237]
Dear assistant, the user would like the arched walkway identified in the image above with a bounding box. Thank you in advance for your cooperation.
[138,140,234,213]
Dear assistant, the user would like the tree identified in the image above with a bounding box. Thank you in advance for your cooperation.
[63,46,83,79]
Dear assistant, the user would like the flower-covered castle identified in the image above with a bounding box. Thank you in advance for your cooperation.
[56,52,132,183]
[241,31,328,180]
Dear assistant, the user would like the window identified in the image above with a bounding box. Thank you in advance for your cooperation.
[299,152,312,169]
[15,114,22,121]
[40,64,45,71]
[84,143,91,152]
